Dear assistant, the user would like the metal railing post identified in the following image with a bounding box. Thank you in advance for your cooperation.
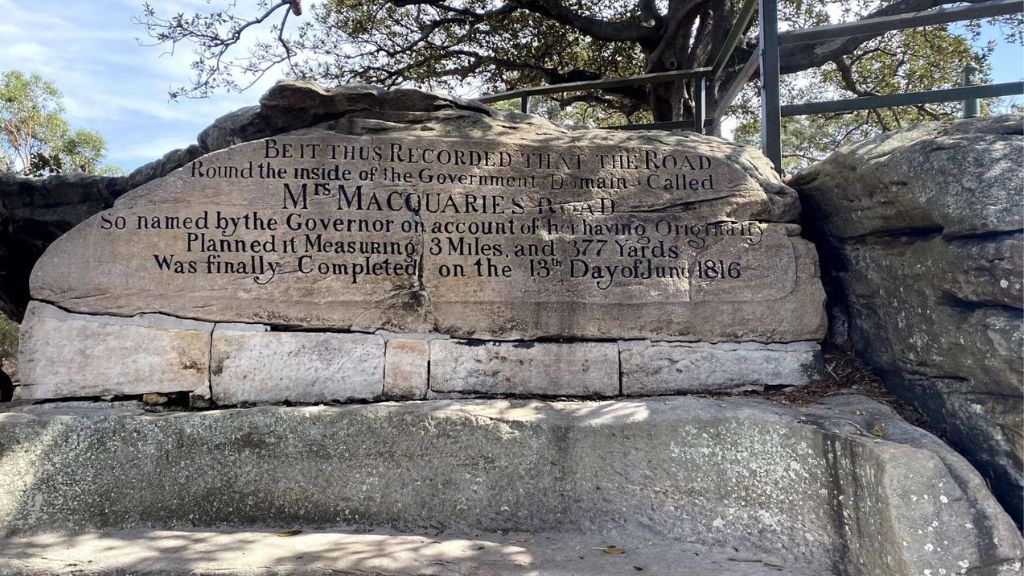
[474,0,1023,133]
[758,0,783,174]
[962,63,980,118]
[694,77,706,133]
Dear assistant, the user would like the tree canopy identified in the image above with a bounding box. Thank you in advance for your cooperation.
[0,70,119,177]
[137,0,1020,168]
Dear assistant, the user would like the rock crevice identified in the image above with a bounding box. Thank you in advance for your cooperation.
[792,114,1024,523]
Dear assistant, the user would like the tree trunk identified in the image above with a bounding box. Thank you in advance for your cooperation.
[645,43,691,122]
[648,81,686,122]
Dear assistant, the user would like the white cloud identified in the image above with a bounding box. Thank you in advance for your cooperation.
[0,0,287,170]
[1,42,57,66]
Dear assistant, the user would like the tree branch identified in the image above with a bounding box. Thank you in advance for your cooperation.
[638,0,663,26]
[511,0,660,43]
[135,0,301,98]
[832,55,944,122]
[780,0,987,74]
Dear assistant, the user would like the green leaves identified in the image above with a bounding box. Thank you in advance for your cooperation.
[0,70,118,177]
[732,0,1009,172]
[135,0,1018,164]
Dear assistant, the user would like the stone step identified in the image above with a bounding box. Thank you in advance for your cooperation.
[16,301,824,403]
[0,528,828,576]
[0,395,1020,576]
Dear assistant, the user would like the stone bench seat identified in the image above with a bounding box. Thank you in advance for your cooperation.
[0,395,1019,575]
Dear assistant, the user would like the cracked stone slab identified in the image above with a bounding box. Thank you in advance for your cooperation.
[17,301,212,399]
[620,341,823,394]
[383,339,429,400]
[210,326,384,405]
[28,87,826,342]
[429,339,619,397]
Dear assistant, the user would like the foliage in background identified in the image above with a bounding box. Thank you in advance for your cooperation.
[0,315,17,375]
[0,70,121,177]
[731,15,1003,172]
[136,0,1020,163]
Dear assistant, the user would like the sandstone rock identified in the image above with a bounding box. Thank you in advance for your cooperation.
[383,339,429,400]
[29,117,824,342]
[0,529,841,576]
[197,106,267,154]
[620,341,822,394]
[429,340,619,397]
[126,144,205,191]
[792,115,1024,239]
[836,239,1022,393]
[260,82,493,119]
[945,233,1023,307]
[17,82,827,405]
[0,529,833,576]
[0,395,1019,575]
[0,80,791,325]
[0,174,130,319]
[259,82,384,115]
[792,114,1024,521]
[210,326,384,405]
[0,83,505,321]
[195,83,495,160]
[17,301,212,399]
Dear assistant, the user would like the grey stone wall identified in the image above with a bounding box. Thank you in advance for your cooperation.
[792,115,1024,523]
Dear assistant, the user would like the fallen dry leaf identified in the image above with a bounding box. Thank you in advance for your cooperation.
[276,529,303,537]
[595,545,626,555]
[142,393,169,405]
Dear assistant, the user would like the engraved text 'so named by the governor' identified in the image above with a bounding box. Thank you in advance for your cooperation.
[30,129,825,342]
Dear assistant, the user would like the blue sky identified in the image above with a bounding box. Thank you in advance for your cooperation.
[2,0,1021,172]
[0,0,281,171]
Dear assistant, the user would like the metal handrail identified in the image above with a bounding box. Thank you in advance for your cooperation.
[762,0,1023,171]
[780,0,1023,46]
[475,68,710,104]
[781,81,1024,117]
[472,0,1023,171]
[710,0,759,79]
[474,0,758,126]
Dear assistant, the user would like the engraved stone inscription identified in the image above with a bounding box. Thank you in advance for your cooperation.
[31,131,825,341]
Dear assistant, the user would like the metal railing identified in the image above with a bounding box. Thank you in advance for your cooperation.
[476,0,1024,173]
[764,0,1024,171]
[477,0,760,134]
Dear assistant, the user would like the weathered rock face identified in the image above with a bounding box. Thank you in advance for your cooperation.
[0,85,493,321]
[16,303,823,403]
[0,175,130,320]
[791,115,1024,522]
[29,85,822,342]
[0,395,1020,575]
[17,81,826,402]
